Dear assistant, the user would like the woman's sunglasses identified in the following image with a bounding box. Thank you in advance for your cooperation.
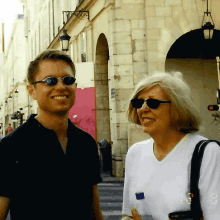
[131,98,171,109]
[32,76,76,86]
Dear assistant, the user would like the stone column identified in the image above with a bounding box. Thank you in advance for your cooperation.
[106,0,147,177]
[105,2,124,177]
[86,22,93,62]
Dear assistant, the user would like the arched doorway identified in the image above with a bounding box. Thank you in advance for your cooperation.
[165,29,220,140]
[95,33,111,173]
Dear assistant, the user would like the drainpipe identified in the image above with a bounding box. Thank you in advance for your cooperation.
[52,0,55,38]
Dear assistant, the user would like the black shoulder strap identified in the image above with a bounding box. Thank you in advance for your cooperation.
[190,139,220,220]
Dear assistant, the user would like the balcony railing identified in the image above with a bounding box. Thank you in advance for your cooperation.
[62,10,89,25]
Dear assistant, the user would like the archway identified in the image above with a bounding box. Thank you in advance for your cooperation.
[95,33,111,172]
[165,29,220,140]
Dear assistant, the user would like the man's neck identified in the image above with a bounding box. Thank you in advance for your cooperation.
[35,112,69,139]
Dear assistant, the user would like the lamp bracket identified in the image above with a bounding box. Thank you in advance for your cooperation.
[62,10,89,25]
[202,11,215,27]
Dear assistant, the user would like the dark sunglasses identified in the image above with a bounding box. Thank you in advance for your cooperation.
[131,98,171,109]
[32,76,76,86]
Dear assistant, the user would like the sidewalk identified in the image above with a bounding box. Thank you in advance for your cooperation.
[101,172,124,184]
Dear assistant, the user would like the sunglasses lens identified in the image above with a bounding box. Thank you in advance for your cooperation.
[45,77,58,86]
[63,76,75,85]
[147,99,160,109]
[131,99,144,108]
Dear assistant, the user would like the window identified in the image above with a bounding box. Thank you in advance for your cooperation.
[48,1,51,42]
[35,32,37,57]
[81,31,86,62]
[31,36,33,60]
[67,12,72,20]
[39,22,41,52]
[74,41,77,63]
[70,43,74,62]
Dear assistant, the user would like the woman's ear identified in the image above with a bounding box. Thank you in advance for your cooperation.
[26,84,37,100]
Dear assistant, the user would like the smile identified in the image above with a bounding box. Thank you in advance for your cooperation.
[143,118,154,123]
[52,95,68,99]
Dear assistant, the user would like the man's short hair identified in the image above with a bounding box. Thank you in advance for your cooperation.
[27,49,76,84]
[126,71,203,133]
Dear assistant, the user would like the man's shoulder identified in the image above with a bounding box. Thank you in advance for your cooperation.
[0,122,32,157]
[69,121,95,142]
[1,119,35,144]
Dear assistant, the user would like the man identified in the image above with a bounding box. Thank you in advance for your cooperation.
[0,49,104,220]
[6,124,13,135]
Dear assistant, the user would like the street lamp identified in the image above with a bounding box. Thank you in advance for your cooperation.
[201,0,215,39]
[11,111,24,125]
[59,29,71,51]
[59,10,89,52]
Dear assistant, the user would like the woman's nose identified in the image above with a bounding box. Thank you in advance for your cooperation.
[140,101,150,111]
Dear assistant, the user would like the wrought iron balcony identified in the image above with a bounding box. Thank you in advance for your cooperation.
[62,10,89,25]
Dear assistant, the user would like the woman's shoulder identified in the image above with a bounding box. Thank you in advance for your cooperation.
[187,132,220,158]
[124,138,153,166]
[188,132,219,146]
[126,138,153,157]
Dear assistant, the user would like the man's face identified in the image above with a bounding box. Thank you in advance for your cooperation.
[27,59,77,116]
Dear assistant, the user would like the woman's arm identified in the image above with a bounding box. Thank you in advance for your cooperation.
[0,196,9,220]
[121,208,142,220]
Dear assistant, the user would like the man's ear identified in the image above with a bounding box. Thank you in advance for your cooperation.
[26,84,37,100]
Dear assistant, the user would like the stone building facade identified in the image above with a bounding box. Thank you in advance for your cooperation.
[1,0,220,177]
[0,15,29,137]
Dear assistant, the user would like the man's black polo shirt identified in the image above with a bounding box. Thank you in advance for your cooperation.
[0,114,102,220]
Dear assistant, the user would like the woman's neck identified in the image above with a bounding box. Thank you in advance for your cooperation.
[153,130,186,155]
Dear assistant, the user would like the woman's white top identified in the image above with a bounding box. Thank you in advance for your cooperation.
[122,133,220,220]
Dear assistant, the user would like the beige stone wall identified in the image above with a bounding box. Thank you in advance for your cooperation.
[106,0,149,176]
[2,17,29,131]
[144,0,220,74]
[166,58,220,141]
[119,0,220,176]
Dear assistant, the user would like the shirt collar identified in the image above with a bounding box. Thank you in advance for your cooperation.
[26,114,77,135]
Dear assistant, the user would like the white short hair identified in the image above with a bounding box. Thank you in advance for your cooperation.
[126,71,203,133]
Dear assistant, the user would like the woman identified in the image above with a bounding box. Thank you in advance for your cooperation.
[122,71,220,219]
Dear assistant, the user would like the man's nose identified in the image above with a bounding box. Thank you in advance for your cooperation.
[55,78,66,88]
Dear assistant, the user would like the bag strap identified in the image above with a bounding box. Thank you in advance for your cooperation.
[190,139,220,220]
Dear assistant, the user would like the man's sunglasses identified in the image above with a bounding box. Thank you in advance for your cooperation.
[131,98,171,109]
[32,76,76,86]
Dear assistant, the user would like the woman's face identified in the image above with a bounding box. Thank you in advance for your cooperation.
[137,84,173,136]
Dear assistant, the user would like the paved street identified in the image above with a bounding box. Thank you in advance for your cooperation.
[98,182,123,220]
[99,172,124,220]
[5,212,10,220]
